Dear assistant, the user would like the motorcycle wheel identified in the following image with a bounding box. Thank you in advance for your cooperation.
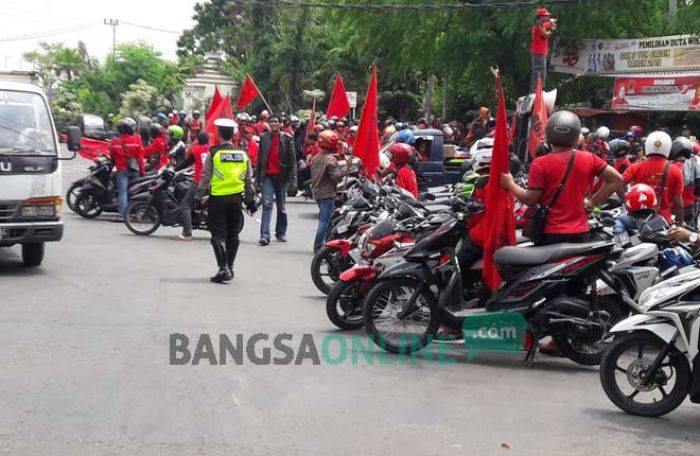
[555,299,624,366]
[124,201,161,235]
[362,278,439,354]
[311,246,354,295]
[326,279,366,330]
[66,182,82,213]
[600,333,690,417]
[74,192,104,219]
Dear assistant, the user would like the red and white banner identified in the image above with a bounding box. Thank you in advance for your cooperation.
[612,76,700,112]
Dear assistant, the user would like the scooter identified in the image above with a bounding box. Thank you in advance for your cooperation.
[600,268,700,417]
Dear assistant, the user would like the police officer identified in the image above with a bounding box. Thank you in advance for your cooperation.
[195,118,256,283]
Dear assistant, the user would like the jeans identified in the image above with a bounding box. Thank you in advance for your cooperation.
[116,171,135,215]
[180,183,196,237]
[530,53,548,92]
[261,174,288,239]
[314,198,335,251]
[613,214,637,235]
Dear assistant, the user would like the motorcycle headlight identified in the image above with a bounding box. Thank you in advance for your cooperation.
[638,269,700,311]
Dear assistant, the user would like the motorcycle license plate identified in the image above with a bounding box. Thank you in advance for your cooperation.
[614,232,629,246]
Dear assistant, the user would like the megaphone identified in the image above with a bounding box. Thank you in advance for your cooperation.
[516,88,558,116]
[543,88,557,115]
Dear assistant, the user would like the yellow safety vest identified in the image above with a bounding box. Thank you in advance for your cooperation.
[211,148,248,196]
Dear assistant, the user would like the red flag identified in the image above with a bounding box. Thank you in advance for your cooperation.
[236,75,260,111]
[528,75,547,160]
[481,71,516,290]
[206,86,223,123]
[353,65,380,178]
[206,95,234,146]
[326,74,351,119]
[78,137,110,160]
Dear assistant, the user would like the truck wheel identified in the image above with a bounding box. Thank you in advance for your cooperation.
[22,243,44,267]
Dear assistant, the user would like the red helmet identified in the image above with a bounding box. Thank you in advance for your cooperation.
[536,8,551,17]
[628,125,643,137]
[317,130,340,151]
[693,142,700,155]
[626,184,657,213]
[389,143,414,166]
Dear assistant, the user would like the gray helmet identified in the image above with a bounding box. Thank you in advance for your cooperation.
[545,110,581,148]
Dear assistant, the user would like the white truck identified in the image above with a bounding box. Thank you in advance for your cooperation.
[0,73,79,266]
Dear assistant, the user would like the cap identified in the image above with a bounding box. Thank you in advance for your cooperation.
[214,118,237,129]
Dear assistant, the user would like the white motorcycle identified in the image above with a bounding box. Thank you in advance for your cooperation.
[599,269,700,416]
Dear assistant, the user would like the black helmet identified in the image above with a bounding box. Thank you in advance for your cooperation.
[117,119,135,135]
[545,110,581,148]
[670,137,693,160]
[609,139,630,157]
[149,124,162,138]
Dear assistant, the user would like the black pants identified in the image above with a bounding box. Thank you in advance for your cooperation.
[536,232,590,246]
[208,194,244,269]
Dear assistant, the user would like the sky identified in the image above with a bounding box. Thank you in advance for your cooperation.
[0,0,202,70]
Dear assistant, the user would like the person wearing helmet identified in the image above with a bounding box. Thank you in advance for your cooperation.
[613,184,660,235]
[109,118,145,219]
[416,118,427,129]
[169,111,179,126]
[188,110,203,143]
[144,124,169,169]
[256,114,297,245]
[195,118,256,283]
[311,130,345,251]
[173,131,211,241]
[388,143,419,199]
[609,139,631,174]
[530,8,557,91]
[394,129,416,146]
[622,131,684,224]
[670,136,699,227]
[594,126,611,161]
[382,125,397,144]
[443,125,455,145]
[167,125,187,166]
[255,110,271,136]
[469,137,494,175]
[501,110,623,245]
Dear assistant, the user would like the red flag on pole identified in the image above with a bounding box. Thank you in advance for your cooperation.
[206,86,223,123]
[206,95,234,146]
[481,70,516,290]
[353,65,380,178]
[78,137,110,160]
[236,75,261,111]
[326,73,351,119]
[528,75,547,160]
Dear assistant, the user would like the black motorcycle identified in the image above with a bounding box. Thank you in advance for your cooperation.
[362,206,629,365]
[124,168,207,236]
[71,156,154,219]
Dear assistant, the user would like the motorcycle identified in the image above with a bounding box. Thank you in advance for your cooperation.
[599,268,700,416]
[123,167,206,236]
[362,205,631,365]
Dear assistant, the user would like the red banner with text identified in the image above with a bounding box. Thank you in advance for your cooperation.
[612,76,700,112]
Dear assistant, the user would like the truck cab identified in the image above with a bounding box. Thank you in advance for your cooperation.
[0,79,71,266]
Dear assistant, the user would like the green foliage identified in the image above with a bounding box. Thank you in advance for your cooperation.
[51,85,83,131]
[118,79,169,120]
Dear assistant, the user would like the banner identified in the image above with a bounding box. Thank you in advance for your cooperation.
[551,34,700,77]
[612,76,700,111]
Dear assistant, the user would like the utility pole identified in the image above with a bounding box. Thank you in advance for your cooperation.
[103,19,119,57]
[669,0,678,16]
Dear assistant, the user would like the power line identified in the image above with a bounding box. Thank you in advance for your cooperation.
[0,21,99,42]
[120,21,181,35]
[229,0,603,10]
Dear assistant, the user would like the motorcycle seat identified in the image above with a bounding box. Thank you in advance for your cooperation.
[494,241,614,266]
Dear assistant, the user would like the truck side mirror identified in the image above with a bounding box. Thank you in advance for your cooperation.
[66,126,82,152]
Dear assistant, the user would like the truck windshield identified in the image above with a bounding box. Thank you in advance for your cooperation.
[0,90,56,156]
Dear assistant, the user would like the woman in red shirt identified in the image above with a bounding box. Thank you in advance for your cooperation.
[109,118,145,217]
[501,110,622,245]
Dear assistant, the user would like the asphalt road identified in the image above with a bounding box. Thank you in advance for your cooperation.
[0,158,698,455]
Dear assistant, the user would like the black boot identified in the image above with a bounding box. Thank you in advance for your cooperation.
[226,238,240,279]
[210,267,232,283]
[210,240,232,283]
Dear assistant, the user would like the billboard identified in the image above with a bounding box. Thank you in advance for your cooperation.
[611,76,700,111]
[551,34,700,77]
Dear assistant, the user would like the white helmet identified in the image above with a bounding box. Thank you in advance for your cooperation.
[469,137,493,174]
[645,131,672,158]
[442,125,454,136]
[596,126,610,140]
[580,127,590,136]
[379,150,390,169]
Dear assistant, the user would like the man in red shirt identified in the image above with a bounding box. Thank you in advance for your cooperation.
[188,110,203,143]
[501,110,622,245]
[172,132,210,241]
[256,114,297,245]
[144,124,169,170]
[108,118,145,219]
[530,8,557,92]
[255,110,271,136]
[622,131,683,223]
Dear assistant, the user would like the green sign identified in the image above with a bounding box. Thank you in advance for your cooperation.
[462,311,528,361]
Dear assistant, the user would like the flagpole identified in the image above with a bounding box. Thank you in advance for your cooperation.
[251,77,273,113]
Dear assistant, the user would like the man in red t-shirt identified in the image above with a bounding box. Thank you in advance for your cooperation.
[530,8,557,92]
[501,111,623,245]
[173,132,211,241]
[109,118,145,219]
[256,114,297,245]
[622,131,683,223]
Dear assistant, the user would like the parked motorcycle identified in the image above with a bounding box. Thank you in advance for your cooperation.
[124,168,206,235]
[600,268,700,416]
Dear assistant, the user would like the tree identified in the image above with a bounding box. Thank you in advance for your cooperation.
[118,79,169,120]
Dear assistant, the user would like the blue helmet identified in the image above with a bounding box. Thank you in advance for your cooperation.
[393,129,416,145]
[156,112,167,122]
[661,247,694,269]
